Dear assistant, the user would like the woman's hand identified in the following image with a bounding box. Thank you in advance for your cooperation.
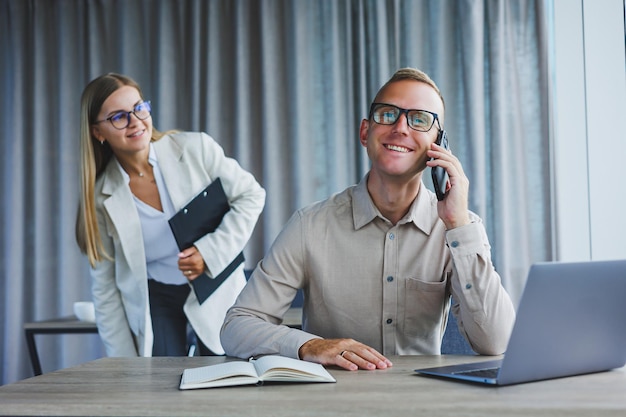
[177,246,206,280]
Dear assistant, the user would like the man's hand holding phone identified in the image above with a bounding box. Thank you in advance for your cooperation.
[426,131,470,230]
[431,130,450,201]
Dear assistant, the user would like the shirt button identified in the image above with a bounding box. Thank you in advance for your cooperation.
[389,233,395,240]
[465,283,472,289]
[386,319,393,324]
[387,276,394,282]
[451,241,459,248]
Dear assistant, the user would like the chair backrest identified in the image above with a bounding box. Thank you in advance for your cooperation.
[441,309,474,354]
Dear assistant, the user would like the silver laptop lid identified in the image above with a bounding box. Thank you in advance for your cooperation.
[497,259,626,385]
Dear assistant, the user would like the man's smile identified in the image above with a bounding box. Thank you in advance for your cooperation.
[384,144,412,153]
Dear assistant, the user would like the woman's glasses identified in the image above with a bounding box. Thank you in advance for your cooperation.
[94,101,152,130]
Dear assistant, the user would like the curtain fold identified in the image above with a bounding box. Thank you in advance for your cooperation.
[0,0,551,385]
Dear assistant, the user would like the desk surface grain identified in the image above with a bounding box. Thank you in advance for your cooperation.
[1,355,625,416]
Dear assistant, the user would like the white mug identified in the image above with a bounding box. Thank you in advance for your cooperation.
[73,301,96,322]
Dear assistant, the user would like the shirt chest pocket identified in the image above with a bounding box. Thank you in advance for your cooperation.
[402,275,448,337]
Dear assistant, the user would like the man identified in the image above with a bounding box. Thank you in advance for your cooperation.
[221,68,515,371]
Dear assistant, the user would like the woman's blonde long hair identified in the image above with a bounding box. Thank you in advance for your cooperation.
[75,73,165,267]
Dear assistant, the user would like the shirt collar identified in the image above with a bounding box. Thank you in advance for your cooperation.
[352,175,379,230]
[352,174,436,235]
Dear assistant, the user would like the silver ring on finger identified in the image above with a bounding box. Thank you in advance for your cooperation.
[340,350,348,357]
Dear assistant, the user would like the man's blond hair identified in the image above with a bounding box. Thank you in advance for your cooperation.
[374,67,445,109]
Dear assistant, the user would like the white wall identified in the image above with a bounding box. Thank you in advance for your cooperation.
[551,0,626,261]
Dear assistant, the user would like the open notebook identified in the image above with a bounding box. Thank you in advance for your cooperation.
[415,259,626,386]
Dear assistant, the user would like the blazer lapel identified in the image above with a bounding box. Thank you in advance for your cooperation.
[101,160,146,278]
[154,136,196,209]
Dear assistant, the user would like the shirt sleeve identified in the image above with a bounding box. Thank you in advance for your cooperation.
[446,216,516,355]
[220,210,321,359]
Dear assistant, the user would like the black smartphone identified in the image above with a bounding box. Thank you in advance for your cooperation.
[431,130,449,201]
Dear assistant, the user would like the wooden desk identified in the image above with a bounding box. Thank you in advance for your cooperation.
[1,355,624,416]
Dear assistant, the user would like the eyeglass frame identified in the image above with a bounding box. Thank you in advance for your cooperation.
[368,102,441,132]
[93,100,152,130]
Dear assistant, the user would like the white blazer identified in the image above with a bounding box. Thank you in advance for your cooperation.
[90,132,265,356]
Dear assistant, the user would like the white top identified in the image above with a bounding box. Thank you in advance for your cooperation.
[119,144,186,285]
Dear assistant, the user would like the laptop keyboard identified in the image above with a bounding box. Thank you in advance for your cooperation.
[453,367,500,379]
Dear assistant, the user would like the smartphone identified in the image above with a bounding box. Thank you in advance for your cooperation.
[431,130,449,201]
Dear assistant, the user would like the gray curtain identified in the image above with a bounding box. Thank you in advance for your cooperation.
[0,0,552,385]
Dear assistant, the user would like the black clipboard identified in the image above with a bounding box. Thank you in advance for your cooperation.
[168,178,244,304]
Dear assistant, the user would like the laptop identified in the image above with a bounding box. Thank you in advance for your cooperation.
[415,259,626,386]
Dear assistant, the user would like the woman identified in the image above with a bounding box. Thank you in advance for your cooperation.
[75,73,265,357]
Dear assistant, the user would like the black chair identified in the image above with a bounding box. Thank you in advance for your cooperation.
[441,308,475,355]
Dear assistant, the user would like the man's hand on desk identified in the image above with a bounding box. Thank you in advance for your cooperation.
[298,338,393,371]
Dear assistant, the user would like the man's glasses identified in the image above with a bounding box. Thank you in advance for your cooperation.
[369,103,440,132]
[94,101,152,130]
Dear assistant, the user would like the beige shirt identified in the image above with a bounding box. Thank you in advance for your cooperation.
[221,175,515,359]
